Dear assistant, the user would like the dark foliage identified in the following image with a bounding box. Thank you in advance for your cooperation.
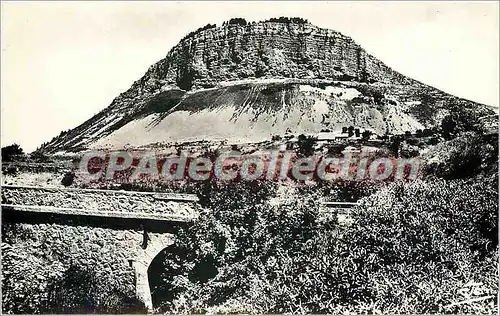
[297,134,317,157]
[181,23,217,41]
[266,17,309,24]
[440,103,487,140]
[354,84,385,104]
[426,133,498,180]
[138,90,185,116]
[347,126,354,137]
[30,151,52,163]
[44,265,146,314]
[361,130,372,141]
[151,176,497,313]
[228,18,247,26]
[1,143,25,162]
[389,135,402,157]
[61,172,75,187]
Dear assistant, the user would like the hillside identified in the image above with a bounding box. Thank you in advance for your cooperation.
[38,18,495,153]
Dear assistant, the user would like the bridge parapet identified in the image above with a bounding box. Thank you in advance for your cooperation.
[1,185,199,222]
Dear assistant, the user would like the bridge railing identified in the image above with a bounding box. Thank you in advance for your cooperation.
[1,185,199,222]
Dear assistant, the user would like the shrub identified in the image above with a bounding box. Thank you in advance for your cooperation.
[345,179,498,313]
[1,143,25,162]
[61,172,75,187]
[151,176,497,314]
[297,134,316,157]
[425,132,498,180]
[3,165,19,176]
[2,241,146,314]
[44,265,146,314]
[30,151,52,163]
[266,17,309,24]
[440,105,486,140]
[228,18,247,26]
[361,130,372,141]
[153,181,280,311]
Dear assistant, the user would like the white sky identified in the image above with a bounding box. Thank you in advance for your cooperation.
[1,1,498,152]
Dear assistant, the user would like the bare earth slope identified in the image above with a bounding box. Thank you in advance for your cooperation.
[38,20,495,153]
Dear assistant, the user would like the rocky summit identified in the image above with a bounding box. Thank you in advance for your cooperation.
[39,18,495,153]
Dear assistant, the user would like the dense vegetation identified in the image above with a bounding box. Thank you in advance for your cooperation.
[181,23,217,41]
[180,17,310,42]
[146,130,498,313]
[2,117,497,313]
[1,245,146,314]
[225,18,248,26]
[149,179,497,313]
[265,17,309,24]
[1,144,25,162]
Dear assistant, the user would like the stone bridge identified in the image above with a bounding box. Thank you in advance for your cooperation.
[1,185,200,312]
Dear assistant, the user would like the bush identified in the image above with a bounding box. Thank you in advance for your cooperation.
[150,176,497,314]
[346,179,498,313]
[45,265,146,314]
[425,133,498,180]
[228,18,247,26]
[1,242,146,314]
[153,181,280,311]
[266,17,309,24]
[361,130,372,141]
[3,165,19,176]
[61,172,75,187]
[1,143,25,162]
[297,134,316,157]
[440,106,485,140]
[30,151,52,163]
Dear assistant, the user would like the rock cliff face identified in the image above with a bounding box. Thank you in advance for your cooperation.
[38,19,495,153]
[140,22,411,91]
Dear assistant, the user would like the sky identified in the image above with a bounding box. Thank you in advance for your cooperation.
[1,1,499,152]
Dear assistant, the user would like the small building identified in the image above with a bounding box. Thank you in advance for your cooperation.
[316,132,342,141]
[342,146,361,154]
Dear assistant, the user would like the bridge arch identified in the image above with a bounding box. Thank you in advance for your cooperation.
[131,233,175,311]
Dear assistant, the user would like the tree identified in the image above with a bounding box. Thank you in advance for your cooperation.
[441,110,484,140]
[389,136,402,157]
[1,144,25,162]
[267,17,309,24]
[347,126,354,137]
[422,128,433,137]
[228,18,247,26]
[61,172,75,187]
[361,130,372,141]
[30,151,52,163]
[297,134,316,157]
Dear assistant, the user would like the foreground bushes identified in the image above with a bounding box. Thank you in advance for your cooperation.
[153,177,497,314]
[425,132,498,181]
[1,224,146,314]
[348,179,497,313]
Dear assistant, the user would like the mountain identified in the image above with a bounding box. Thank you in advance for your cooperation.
[38,18,495,153]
